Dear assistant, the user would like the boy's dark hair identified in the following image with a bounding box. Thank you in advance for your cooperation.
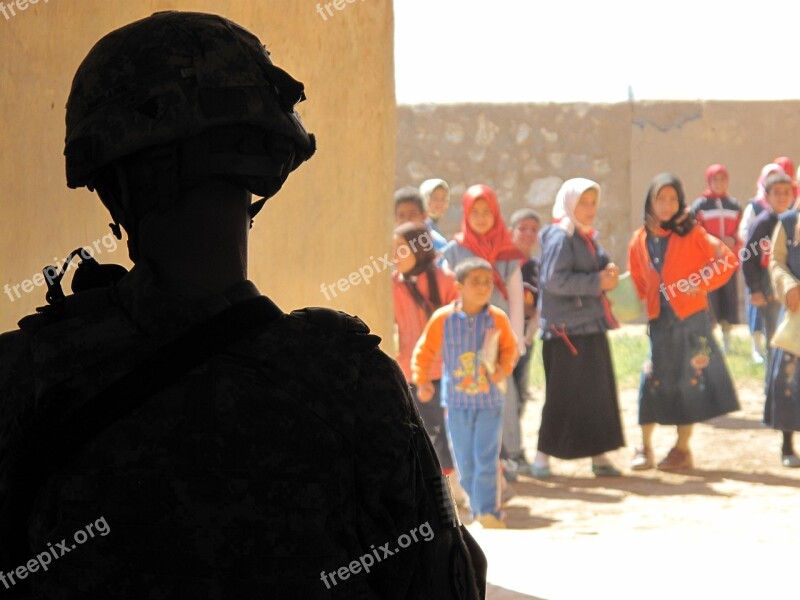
[394,186,425,214]
[764,172,794,195]
[454,257,494,284]
[510,208,541,228]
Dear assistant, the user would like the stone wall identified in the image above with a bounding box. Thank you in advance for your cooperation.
[397,101,800,266]
[0,0,396,343]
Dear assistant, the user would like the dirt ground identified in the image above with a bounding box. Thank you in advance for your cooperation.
[464,325,800,600]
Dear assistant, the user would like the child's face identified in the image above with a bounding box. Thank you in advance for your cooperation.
[653,185,680,222]
[467,198,495,235]
[572,189,598,227]
[457,268,494,306]
[767,182,794,215]
[392,234,417,274]
[511,217,541,254]
[427,187,449,219]
[395,201,426,226]
[709,172,728,196]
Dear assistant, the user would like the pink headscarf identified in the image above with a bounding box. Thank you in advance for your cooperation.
[755,163,786,209]
[773,156,799,199]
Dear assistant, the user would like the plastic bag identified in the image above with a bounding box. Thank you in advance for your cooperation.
[605,271,645,323]
[771,309,800,357]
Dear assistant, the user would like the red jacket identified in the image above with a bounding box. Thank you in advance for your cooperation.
[393,269,459,381]
[691,195,743,257]
[628,225,736,320]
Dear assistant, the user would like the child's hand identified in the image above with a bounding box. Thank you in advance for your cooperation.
[417,382,435,402]
[599,267,619,291]
[684,284,702,297]
[787,286,800,312]
[749,292,767,307]
[490,365,506,384]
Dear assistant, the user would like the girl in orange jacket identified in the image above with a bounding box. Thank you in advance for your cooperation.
[628,173,740,471]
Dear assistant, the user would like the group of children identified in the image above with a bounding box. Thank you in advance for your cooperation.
[391,168,800,528]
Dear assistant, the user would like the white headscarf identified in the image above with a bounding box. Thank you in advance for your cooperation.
[419,178,450,208]
[552,177,601,236]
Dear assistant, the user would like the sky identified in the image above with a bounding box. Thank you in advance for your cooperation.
[394,0,800,104]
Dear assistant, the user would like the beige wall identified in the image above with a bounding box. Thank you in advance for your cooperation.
[398,100,800,266]
[0,0,396,344]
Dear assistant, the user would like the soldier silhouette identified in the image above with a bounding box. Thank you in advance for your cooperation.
[0,11,485,599]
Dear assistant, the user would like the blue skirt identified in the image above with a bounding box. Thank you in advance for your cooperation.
[764,346,800,432]
[639,308,739,425]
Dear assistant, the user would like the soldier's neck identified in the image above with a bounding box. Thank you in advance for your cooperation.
[134,182,251,299]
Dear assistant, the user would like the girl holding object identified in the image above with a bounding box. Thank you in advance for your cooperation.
[739,163,787,363]
[532,177,625,478]
[442,185,528,473]
[628,173,739,471]
[766,204,800,467]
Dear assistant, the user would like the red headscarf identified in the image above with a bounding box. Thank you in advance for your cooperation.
[703,163,729,199]
[454,184,525,300]
[774,156,795,179]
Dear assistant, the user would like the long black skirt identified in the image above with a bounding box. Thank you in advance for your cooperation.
[538,332,625,459]
[639,309,739,425]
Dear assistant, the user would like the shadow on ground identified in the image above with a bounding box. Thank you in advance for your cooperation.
[707,414,769,430]
[509,474,729,500]
[487,583,549,600]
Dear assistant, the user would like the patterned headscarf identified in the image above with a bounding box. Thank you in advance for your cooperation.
[394,221,442,316]
[644,173,696,237]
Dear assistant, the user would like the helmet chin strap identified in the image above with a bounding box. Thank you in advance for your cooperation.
[107,162,142,263]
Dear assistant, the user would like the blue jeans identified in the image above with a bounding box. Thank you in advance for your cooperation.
[446,406,503,517]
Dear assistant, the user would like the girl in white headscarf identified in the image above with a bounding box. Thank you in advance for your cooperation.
[419,178,450,234]
[530,178,625,478]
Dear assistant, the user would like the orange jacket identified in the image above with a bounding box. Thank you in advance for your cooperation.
[628,225,736,320]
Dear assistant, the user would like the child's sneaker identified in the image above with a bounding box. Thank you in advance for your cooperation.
[474,513,507,529]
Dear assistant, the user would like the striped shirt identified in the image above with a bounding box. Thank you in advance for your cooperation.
[412,301,518,409]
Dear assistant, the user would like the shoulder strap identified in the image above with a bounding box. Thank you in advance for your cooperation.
[1,295,284,568]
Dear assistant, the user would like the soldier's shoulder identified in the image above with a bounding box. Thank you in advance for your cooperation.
[0,327,33,381]
[284,306,381,350]
[15,287,120,335]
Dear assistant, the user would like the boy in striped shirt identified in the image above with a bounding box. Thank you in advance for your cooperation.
[412,258,518,528]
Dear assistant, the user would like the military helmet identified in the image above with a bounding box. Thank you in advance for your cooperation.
[64,11,315,213]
